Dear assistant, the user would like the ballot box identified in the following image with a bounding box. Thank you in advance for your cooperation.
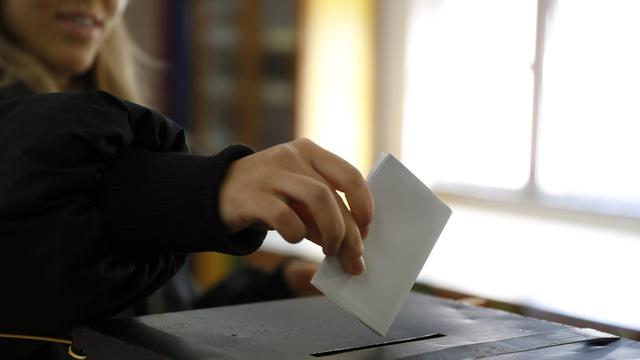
[72,292,640,359]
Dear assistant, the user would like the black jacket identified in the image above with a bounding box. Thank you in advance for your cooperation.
[0,88,265,358]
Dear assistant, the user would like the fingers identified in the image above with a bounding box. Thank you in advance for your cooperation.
[251,194,306,244]
[282,259,321,297]
[289,186,365,275]
[218,138,372,276]
[274,174,365,275]
[278,139,369,274]
[293,139,374,234]
[334,194,366,275]
[269,171,345,255]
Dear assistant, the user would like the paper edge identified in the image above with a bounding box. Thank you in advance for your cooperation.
[310,152,453,337]
[311,277,389,336]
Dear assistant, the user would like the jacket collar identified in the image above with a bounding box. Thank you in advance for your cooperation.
[0,82,35,101]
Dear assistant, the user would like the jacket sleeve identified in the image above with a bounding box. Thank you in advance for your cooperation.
[0,91,265,338]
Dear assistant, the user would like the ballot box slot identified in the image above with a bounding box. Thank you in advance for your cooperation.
[309,333,446,357]
[398,327,620,360]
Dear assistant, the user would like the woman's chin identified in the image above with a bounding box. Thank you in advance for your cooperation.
[49,55,96,84]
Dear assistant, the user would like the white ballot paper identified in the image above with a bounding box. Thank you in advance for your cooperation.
[311,153,452,336]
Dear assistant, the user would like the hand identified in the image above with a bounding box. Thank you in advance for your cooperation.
[219,139,374,275]
[282,259,321,297]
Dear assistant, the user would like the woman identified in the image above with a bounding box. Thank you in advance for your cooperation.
[0,1,373,359]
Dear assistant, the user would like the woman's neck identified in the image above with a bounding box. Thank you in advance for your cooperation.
[52,73,71,91]
[52,71,93,92]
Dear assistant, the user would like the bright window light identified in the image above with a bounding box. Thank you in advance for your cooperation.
[298,0,374,174]
[537,0,640,204]
[402,0,537,189]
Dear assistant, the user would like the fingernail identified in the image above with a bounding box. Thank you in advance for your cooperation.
[361,226,370,239]
[354,257,366,275]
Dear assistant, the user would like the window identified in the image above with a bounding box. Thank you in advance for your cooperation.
[402,0,640,218]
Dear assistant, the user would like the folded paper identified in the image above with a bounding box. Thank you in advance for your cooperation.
[311,153,452,336]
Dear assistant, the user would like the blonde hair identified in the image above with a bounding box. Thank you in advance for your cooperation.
[0,19,146,104]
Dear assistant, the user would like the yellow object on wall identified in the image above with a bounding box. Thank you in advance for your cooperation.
[298,0,375,174]
[192,252,234,290]
[192,1,375,290]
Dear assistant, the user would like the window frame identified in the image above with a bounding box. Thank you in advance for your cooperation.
[384,0,640,222]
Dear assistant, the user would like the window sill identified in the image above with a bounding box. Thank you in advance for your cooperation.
[261,196,640,331]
